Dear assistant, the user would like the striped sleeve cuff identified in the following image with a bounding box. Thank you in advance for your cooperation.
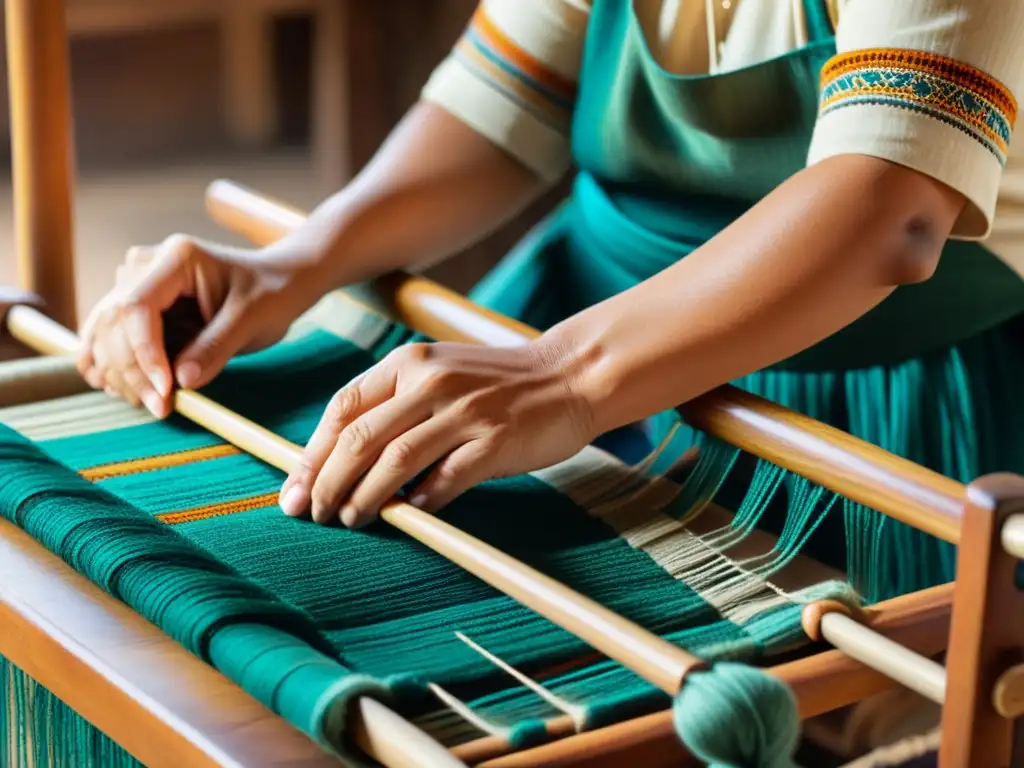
[421,0,588,182]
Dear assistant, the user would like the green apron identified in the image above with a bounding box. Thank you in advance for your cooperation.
[468,0,1024,601]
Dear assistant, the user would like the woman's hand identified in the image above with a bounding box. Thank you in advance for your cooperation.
[279,340,597,527]
[78,234,319,419]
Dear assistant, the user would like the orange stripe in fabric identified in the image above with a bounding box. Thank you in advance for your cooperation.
[81,444,239,481]
[470,6,576,101]
[156,492,280,525]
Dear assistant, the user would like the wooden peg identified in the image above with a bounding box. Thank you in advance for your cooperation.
[0,287,43,362]
[802,599,946,705]
[1000,513,1024,559]
[801,600,855,643]
[993,663,1024,719]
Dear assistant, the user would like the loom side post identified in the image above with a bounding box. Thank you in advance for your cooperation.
[4,0,79,331]
[939,475,1024,768]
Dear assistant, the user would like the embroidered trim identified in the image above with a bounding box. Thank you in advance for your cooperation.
[819,49,1017,164]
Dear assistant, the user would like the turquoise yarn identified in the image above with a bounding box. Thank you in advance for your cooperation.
[673,663,799,768]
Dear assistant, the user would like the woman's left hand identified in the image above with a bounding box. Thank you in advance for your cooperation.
[278,339,597,527]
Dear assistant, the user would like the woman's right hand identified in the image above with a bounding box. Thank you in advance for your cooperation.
[78,234,314,418]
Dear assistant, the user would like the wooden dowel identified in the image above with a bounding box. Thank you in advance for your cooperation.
[204,180,966,544]
[4,319,463,768]
[801,599,946,704]
[818,611,946,704]
[1000,513,1024,559]
[5,303,702,701]
[5,0,78,330]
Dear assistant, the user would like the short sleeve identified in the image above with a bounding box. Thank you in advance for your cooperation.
[420,0,590,183]
[806,0,1024,239]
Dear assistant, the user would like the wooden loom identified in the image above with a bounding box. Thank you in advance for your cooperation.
[1,2,1024,767]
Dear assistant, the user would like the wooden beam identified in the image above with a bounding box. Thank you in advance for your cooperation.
[5,0,78,329]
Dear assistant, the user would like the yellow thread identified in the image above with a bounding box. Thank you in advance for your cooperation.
[81,444,239,481]
[157,492,280,525]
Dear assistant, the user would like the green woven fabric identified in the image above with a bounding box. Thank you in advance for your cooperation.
[0,312,861,766]
[3,303,1024,765]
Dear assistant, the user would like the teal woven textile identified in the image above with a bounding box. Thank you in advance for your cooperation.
[0,298,858,765]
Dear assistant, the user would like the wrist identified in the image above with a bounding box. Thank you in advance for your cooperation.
[530,319,625,438]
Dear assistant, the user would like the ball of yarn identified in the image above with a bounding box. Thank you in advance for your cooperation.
[672,662,799,768]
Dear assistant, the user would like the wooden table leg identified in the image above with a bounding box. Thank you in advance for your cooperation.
[311,0,349,192]
[222,4,278,150]
[5,0,78,330]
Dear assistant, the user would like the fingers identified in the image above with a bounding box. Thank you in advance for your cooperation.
[88,320,169,417]
[309,397,439,526]
[128,235,200,310]
[76,309,104,389]
[172,295,255,389]
[100,367,138,407]
[408,440,497,512]
[78,237,197,415]
[122,303,172,401]
[280,366,396,519]
[125,244,156,267]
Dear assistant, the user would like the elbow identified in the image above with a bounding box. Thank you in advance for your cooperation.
[867,165,967,287]
[808,155,968,287]
[884,213,947,285]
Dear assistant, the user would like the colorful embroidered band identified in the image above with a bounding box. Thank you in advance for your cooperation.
[819,49,1018,164]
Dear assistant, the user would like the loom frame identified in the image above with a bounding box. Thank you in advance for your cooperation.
[0,1,1022,766]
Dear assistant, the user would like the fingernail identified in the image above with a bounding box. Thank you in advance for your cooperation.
[177,361,201,389]
[143,391,165,418]
[409,494,428,509]
[340,506,367,529]
[280,485,307,517]
[150,370,168,396]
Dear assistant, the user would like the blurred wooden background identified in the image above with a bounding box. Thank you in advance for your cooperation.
[0,0,564,318]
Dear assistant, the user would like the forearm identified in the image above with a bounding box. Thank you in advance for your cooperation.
[545,156,967,435]
[264,101,549,288]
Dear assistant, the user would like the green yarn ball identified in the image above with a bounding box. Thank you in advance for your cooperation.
[673,663,800,768]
